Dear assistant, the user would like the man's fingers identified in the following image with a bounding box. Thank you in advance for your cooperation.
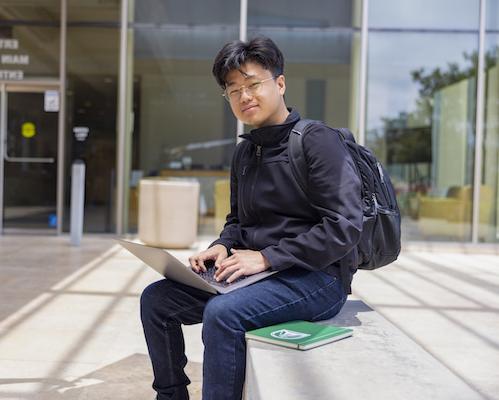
[194,255,208,272]
[216,264,239,282]
[215,259,238,278]
[190,256,206,273]
[226,268,245,284]
[190,247,229,273]
[219,255,238,269]
[199,259,207,271]
[215,252,226,268]
[190,260,200,273]
[192,259,200,272]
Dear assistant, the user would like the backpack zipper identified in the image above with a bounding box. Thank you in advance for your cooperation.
[372,193,379,212]
[376,161,392,208]
[376,162,384,184]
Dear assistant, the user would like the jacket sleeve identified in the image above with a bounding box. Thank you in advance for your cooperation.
[209,143,244,252]
[261,124,363,271]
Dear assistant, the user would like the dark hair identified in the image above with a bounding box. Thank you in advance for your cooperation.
[212,36,284,88]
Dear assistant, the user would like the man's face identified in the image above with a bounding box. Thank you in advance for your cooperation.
[224,62,286,128]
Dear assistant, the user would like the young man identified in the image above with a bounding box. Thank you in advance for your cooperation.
[140,36,363,400]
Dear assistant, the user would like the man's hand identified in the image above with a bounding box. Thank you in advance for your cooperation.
[215,249,271,283]
[189,244,228,273]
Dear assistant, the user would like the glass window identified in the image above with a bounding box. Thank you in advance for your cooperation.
[129,0,239,234]
[0,0,60,80]
[482,0,499,242]
[135,0,238,25]
[366,4,480,241]
[369,0,479,30]
[0,1,60,22]
[68,0,120,22]
[0,25,59,79]
[248,0,362,132]
[64,3,121,233]
[486,0,499,30]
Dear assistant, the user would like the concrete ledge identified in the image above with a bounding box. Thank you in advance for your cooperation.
[403,241,499,254]
[244,299,484,400]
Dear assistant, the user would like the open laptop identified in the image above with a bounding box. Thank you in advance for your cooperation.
[118,239,278,294]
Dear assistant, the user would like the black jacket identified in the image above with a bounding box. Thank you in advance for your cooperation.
[211,109,363,288]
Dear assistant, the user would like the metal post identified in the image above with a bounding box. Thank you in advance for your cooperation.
[358,0,369,146]
[471,0,486,243]
[116,0,130,234]
[70,160,85,246]
[236,0,248,141]
[57,0,67,235]
[240,0,247,42]
[0,84,5,233]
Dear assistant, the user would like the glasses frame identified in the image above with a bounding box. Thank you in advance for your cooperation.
[222,76,277,102]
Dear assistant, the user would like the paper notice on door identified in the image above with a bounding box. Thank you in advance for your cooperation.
[44,90,59,112]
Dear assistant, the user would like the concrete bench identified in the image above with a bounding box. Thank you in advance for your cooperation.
[244,299,483,400]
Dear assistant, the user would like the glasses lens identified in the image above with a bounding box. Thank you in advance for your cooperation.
[223,88,237,102]
[247,81,262,95]
[223,78,272,102]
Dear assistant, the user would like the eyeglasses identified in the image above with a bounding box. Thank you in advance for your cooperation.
[222,76,276,102]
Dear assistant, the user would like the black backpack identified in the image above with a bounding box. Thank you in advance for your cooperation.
[288,119,401,270]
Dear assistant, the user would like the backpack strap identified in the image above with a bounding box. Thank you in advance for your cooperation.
[336,127,356,143]
[289,119,354,294]
[289,119,317,195]
[290,121,355,195]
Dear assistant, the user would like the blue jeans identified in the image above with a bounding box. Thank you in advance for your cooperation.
[140,267,347,400]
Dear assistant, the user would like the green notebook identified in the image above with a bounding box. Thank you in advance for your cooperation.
[245,320,353,351]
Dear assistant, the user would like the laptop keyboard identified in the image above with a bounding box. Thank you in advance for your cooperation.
[198,267,248,287]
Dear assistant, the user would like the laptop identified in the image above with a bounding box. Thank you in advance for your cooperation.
[118,239,278,294]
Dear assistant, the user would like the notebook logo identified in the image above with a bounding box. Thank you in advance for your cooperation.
[270,329,311,340]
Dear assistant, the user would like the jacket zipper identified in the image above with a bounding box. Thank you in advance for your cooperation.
[250,145,262,246]
[240,165,249,217]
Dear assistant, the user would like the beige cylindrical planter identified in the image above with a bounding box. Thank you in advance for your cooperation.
[214,179,230,233]
[138,178,200,248]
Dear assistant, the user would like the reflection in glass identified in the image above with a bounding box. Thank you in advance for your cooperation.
[65,24,120,233]
[0,1,60,22]
[68,0,119,22]
[129,0,239,234]
[369,0,479,30]
[482,28,499,242]
[486,0,499,30]
[12,26,59,78]
[366,31,479,241]
[248,0,361,131]
[3,92,58,230]
[0,24,59,79]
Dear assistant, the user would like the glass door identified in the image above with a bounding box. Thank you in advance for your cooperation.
[1,85,59,232]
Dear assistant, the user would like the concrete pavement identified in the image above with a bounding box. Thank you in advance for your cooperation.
[0,234,498,399]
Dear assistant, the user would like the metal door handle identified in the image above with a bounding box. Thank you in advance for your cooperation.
[4,150,55,163]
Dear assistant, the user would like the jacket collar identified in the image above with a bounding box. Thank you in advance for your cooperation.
[239,108,300,147]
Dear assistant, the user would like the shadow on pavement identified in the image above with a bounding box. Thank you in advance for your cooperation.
[0,354,202,400]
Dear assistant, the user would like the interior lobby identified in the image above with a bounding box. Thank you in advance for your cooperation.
[0,0,498,244]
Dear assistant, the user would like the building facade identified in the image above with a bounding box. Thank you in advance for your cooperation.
[0,0,498,243]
